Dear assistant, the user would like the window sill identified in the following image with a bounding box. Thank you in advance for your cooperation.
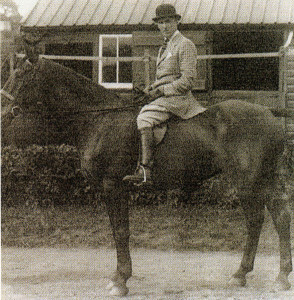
[100,83,133,89]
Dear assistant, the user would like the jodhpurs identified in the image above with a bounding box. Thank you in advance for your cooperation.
[137,104,172,130]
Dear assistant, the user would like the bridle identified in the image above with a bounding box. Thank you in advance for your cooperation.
[0,89,15,101]
[0,89,23,117]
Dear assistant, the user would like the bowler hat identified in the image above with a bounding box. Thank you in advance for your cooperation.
[152,4,181,22]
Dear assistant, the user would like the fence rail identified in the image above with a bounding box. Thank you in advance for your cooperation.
[17,52,280,62]
[15,51,281,87]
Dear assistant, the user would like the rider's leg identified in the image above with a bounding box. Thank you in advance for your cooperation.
[123,127,154,185]
[123,104,171,186]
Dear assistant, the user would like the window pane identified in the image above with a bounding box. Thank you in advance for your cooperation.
[119,62,132,83]
[119,37,132,57]
[102,62,116,83]
[212,31,282,90]
[102,37,117,57]
[119,37,132,83]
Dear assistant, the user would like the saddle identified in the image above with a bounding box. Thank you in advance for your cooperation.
[153,123,167,145]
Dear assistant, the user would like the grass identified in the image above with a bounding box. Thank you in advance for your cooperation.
[2,169,293,252]
[0,202,273,252]
[2,171,294,252]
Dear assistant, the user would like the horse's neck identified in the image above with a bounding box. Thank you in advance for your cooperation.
[74,107,139,151]
[58,112,97,148]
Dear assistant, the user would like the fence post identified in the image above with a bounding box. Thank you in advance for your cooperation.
[144,49,151,87]
[9,51,14,75]
[279,46,286,110]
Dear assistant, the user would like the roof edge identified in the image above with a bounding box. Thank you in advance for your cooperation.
[20,23,293,33]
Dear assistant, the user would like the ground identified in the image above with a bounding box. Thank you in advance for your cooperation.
[2,247,294,300]
[2,207,294,300]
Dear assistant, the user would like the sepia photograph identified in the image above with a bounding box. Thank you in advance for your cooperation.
[1,0,294,298]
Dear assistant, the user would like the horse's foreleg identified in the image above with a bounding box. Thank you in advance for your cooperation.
[229,189,265,287]
[103,178,132,296]
[266,185,292,291]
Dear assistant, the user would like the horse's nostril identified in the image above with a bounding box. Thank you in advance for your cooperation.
[11,106,22,117]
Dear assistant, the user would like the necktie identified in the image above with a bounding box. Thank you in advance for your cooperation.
[160,38,169,57]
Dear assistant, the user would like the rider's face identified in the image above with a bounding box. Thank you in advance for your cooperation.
[156,17,178,40]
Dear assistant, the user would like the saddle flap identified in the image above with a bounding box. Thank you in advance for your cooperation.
[153,123,167,145]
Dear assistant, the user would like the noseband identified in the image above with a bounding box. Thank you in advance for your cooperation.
[0,89,15,101]
[1,89,23,117]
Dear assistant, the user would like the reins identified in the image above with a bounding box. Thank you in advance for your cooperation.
[1,87,148,118]
[1,58,149,118]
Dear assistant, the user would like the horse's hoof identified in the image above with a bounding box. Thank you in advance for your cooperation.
[228,276,246,287]
[106,281,115,290]
[108,284,129,296]
[272,278,291,291]
[106,280,129,296]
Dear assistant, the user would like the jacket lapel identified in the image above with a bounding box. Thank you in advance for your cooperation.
[157,47,169,66]
[156,31,182,67]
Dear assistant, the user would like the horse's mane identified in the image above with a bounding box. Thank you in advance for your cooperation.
[37,58,123,109]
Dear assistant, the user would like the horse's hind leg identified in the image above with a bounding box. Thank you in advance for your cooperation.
[265,181,292,291]
[229,178,292,291]
[229,186,265,287]
[103,179,132,296]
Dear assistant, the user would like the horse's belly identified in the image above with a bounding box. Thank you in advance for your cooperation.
[153,148,220,189]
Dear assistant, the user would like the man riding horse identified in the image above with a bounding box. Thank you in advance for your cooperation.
[123,4,206,186]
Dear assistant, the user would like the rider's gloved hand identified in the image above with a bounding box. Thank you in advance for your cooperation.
[143,85,152,94]
[146,87,164,101]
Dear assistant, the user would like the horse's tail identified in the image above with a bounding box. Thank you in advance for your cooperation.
[269,108,294,118]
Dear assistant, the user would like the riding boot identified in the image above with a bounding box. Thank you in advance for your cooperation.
[123,127,154,186]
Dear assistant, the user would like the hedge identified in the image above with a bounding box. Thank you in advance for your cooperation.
[1,145,100,207]
[2,145,292,208]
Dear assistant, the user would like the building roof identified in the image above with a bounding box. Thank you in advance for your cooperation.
[23,0,294,28]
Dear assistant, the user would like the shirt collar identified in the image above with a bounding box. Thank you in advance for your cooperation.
[168,30,180,43]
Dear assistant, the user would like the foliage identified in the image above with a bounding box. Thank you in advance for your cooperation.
[2,144,292,208]
[1,145,100,207]
[1,0,22,88]
[0,0,21,21]
[2,145,241,209]
[2,145,293,250]
[129,176,239,208]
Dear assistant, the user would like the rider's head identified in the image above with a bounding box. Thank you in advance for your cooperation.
[153,4,181,40]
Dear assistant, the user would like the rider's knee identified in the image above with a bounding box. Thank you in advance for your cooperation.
[137,114,153,130]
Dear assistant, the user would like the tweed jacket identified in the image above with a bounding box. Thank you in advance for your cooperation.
[149,31,206,119]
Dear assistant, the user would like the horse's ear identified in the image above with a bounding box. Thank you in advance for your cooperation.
[22,32,43,64]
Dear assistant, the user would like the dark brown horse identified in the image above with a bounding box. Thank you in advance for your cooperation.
[1,57,292,296]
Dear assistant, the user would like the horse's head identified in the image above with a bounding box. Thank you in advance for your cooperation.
[1,57,50,147]
[1,55,120,147]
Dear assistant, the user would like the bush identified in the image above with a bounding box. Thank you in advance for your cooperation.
[3,145,291,209]
[2,145,240,208]
[1,145,100,207]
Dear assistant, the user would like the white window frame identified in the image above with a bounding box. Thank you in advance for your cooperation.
[99,34,133,89]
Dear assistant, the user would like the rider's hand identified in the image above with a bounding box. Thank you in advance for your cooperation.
[143,85,152,94]
[148,88,164,100]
